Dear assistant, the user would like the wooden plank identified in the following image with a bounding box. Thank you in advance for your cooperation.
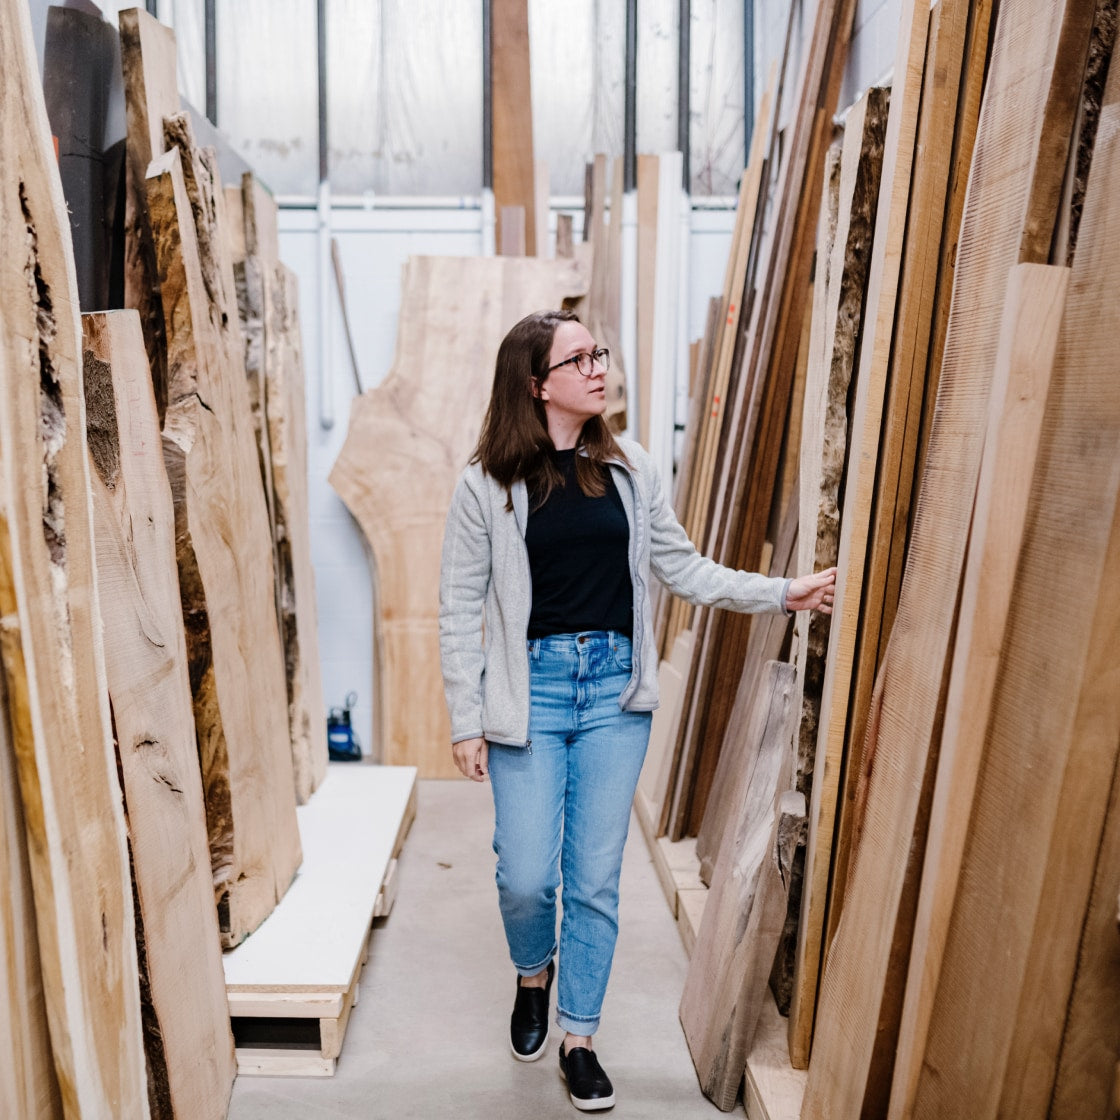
[1001,401,1120,1120]
[146,146,302,947]
[498,205,526,256]
[270,264,329,801]
[119,5,180,420]
[886,262,1069,1117]
[0,0,148,1111]
[801,0,1094,1109]
[680,662,798,1110]
[328,254,589,777]
[491,0,536,256]
[839,0,995,912]
[635,635,691,832]
[905,77,1120,1120]
[82,310,237,1120]
[0,670,61,1119]
[744,995,808,1120]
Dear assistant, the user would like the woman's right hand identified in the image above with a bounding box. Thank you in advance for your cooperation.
[452,736,489,782]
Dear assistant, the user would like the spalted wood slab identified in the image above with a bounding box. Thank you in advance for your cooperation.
[0,671,61,1118]
[0,0,148,1112]
[680,661,800,1111]
[330,253,589,778]
[269,265,327,800]
[803,0,1093,1112]
[146,147,301,948]
[82,310,236,1120]
[119,5,180,420]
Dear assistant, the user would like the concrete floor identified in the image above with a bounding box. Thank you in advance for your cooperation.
[227,778,728,1120]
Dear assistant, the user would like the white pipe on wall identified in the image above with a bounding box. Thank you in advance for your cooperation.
[620,188,639,442]
[317,177,334,429]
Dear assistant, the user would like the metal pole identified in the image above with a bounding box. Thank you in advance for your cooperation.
[482,0,492,191]
[623,0,637,192]
[744,0,755,160]
[678,0,690,190]
[316,0,335,427]
[145,0,158,16]
[204,0,216,124]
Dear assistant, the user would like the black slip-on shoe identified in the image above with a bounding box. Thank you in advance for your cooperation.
[559,1043,615,1111]
[510,960,554,1061]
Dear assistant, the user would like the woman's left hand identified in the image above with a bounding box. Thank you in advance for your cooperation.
[785,567,837,614]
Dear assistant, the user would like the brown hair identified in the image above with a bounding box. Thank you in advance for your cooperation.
[471,309,627,509]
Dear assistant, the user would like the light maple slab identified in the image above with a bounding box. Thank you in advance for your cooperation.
[0,672,60,1120]
[147,147,301,947]
[801,0,1090,1112]
[82,310,237,1120]
[329,254,588,777]
[887,263,1069,1117]
[908,81,1120,1120]
[0,0,148,1112]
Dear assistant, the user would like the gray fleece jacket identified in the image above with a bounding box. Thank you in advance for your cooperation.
[438,437,790,747]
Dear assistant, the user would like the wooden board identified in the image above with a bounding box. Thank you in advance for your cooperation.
[224,764,416,1073]
[82,310,236,1120]
[635,154,659,447]
[491,0,536,256]
[885,263,1069,1116]
[146,147,302,948]
[329,254,589,777]
[119,5,180,420]
[0,0,148,1111]
[744,995,808,1120]
[905,75,1120,1119]
[0,670,60,1119]
[801,0,1091,1110]
[839,0,995,909]
[680,661,796,1110]
[270,264,329,800]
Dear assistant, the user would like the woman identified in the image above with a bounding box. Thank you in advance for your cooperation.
[439,309,834,1112]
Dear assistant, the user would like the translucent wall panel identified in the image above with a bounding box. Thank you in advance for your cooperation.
[637,0,679,158]
[327,0,483,197]
[529,0,625,198]
[170,0,206,113]
[690,0,745,196]
[215,0,319,197]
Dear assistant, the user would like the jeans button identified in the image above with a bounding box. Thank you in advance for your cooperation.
[578,635,587,644]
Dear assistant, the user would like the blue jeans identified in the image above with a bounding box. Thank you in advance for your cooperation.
[488,631,653,1036]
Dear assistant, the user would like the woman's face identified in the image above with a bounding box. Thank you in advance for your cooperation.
[537,320,608,430]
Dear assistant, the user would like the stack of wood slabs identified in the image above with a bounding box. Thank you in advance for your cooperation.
[802,0,1110,1113]
[121,7,303,948]
[226,174,328,804]
[145,140,301,947]
[0,0,147,1110]
[82,309,236,1118]
[679,661,803,1110]
[225,765,417,1077]
[329,253,590,779]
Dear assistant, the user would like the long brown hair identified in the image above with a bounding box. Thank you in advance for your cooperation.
[472,309,627,509]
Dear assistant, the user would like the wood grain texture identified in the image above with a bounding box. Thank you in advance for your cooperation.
[82,310,236,1120]
[147,147,301,948]
[838,0,993,922]
[679,662,797,1110]
[119,5,179,421]
[801,0,1090,1111]
[0,672,60,1119]
[786,81,891,1070]
[886,263,1069,1118]
[0,1,148,1111]
[269,265,328,801]
[491,0,536,256]
[908,79,1120,1120]
[329,254,589,777]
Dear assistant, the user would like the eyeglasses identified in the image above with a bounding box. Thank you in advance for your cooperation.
[547,347,611,378]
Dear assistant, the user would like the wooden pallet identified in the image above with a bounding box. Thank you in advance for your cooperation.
[224,764,417,1076]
